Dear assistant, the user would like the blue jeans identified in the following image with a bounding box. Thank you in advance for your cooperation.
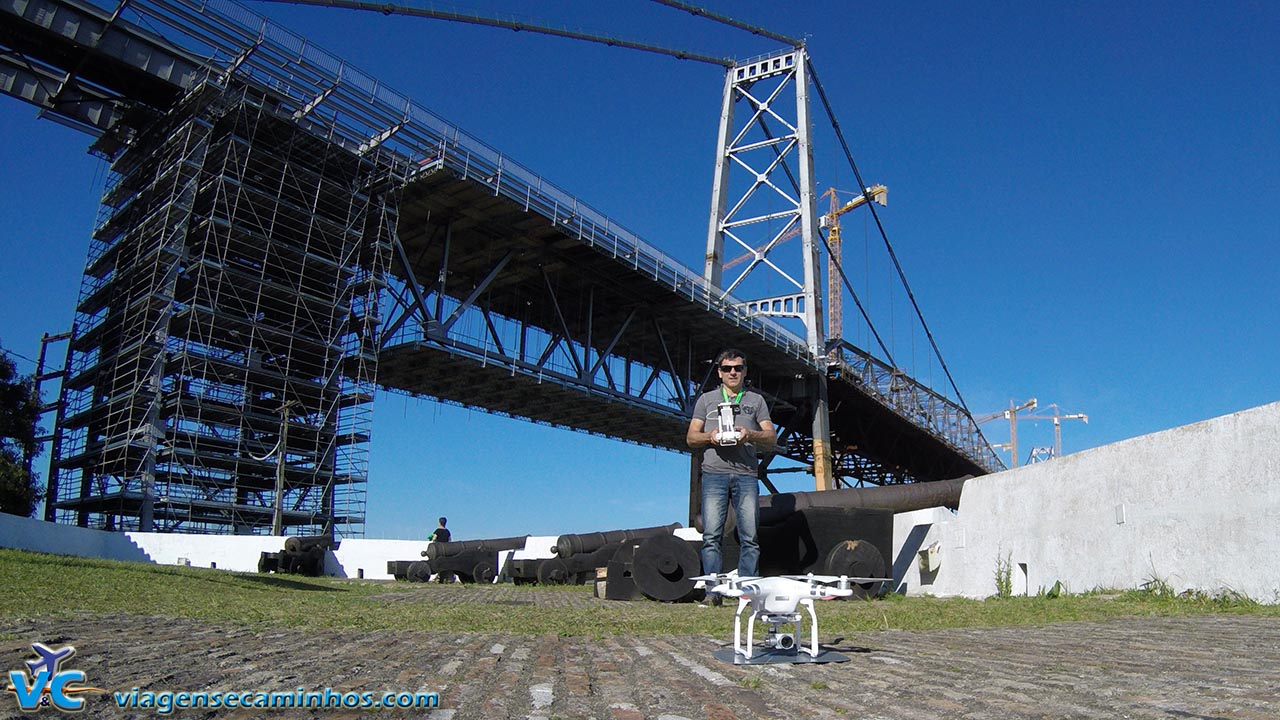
[700,472,760,577]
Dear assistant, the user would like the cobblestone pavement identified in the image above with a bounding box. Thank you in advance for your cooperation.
[2,593,1276,719]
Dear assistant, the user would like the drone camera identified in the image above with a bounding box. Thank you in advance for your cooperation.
[765,631,796,650]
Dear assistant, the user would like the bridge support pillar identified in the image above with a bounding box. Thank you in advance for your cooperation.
[812,375,834,491]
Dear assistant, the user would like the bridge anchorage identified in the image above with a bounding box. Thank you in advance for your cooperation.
[2,0,1000,537]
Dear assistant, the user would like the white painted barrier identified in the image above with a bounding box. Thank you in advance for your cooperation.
[0,512,151,563]
[891,507,953,595]
[0,511,430,580]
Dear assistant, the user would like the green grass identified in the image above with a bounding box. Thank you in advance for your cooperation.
[0,549,1273,637]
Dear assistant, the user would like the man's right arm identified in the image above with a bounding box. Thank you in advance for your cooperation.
[687,395,718,447]
[687,416,718,448]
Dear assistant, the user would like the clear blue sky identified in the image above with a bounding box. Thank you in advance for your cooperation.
[1,1,1277,540]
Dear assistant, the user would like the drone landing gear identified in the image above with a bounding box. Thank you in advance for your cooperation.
[712,646,850,665]
[711,599,851,665]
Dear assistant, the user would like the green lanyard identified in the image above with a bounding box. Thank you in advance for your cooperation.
[721,386,743,404]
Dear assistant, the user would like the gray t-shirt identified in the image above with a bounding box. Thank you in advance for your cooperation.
[692,387,772,475]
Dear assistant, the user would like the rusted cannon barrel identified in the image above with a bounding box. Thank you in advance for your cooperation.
[697,476,971,534]
[423,535,530,561]
[283,535,334,553]
[553,522,682,559]
[757,476,970,523]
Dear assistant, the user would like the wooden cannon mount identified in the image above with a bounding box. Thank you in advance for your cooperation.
[258,535,337,577]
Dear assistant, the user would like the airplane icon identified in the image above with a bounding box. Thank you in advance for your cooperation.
[25,643,76,678]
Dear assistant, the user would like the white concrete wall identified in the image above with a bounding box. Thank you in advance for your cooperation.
[122,532,283,570]
[891,507,953,595]
[0,511,151,562]
[331,539,430,579]
[923,400,1280,601]
[0,512,431,580]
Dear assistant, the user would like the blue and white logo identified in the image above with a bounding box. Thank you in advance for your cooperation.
[6,643,105,713]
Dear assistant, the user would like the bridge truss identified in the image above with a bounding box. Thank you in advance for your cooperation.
[2,0,1001,537]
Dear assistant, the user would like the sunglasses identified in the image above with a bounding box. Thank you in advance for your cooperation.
[719,364,745,373]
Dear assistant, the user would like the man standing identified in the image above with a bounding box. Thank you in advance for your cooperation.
[686,349,776,591]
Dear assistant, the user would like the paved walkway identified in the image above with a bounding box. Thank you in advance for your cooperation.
[2,601,1276,719]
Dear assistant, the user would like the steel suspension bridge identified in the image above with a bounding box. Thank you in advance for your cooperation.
[0,0,1000,537]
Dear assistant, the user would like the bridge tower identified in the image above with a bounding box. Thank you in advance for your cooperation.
[704,47,834,490]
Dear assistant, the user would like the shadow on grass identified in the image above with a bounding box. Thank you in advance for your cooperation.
[234,574,346,592]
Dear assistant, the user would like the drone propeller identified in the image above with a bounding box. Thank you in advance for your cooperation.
[784,573,893,585]
[692,574,762,586]
[784,573,843,584]
[711,583,745,597]
[691,573,728,583]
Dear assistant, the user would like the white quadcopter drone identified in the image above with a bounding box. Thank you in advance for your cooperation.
[694,573,890,665]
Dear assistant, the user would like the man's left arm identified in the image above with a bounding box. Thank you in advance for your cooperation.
[738,395,776,447]
[743,419,776,448]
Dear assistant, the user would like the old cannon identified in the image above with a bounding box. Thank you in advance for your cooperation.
[509,522,686,586]
[259,534,337,577]
[709,476,971,596]
[601,476,971,601]
[603,533,703,602]
[419,535,531,583]
[552,522,683,559]
[389,535,533,583]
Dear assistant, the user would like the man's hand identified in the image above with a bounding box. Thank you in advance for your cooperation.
[737,424,777,447]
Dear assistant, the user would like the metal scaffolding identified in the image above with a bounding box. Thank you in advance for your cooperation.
[46,79,396,536]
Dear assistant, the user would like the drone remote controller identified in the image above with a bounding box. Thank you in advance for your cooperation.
[716,402,742,445]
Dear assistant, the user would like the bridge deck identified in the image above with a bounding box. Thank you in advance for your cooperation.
[377,162,991,480]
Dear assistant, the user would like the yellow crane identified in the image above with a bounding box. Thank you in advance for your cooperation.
[820,185,887,346]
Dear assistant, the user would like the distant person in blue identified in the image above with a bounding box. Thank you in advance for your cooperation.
[429,517,451,543]
[686,349,776,601]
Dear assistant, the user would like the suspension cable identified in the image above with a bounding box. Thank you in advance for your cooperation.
[804,57,979,420]
[253,0,735,66]
[648,0,803,48]
[817,226,896,367]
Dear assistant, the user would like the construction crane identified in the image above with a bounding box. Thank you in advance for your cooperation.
[723,185,888,344]
[822,185,887,349]
[1022,404,1089,458]
[976,398,1037,469]
[979,400,1089,466]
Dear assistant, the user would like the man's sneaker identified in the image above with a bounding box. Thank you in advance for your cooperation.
[709,592,724,607]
